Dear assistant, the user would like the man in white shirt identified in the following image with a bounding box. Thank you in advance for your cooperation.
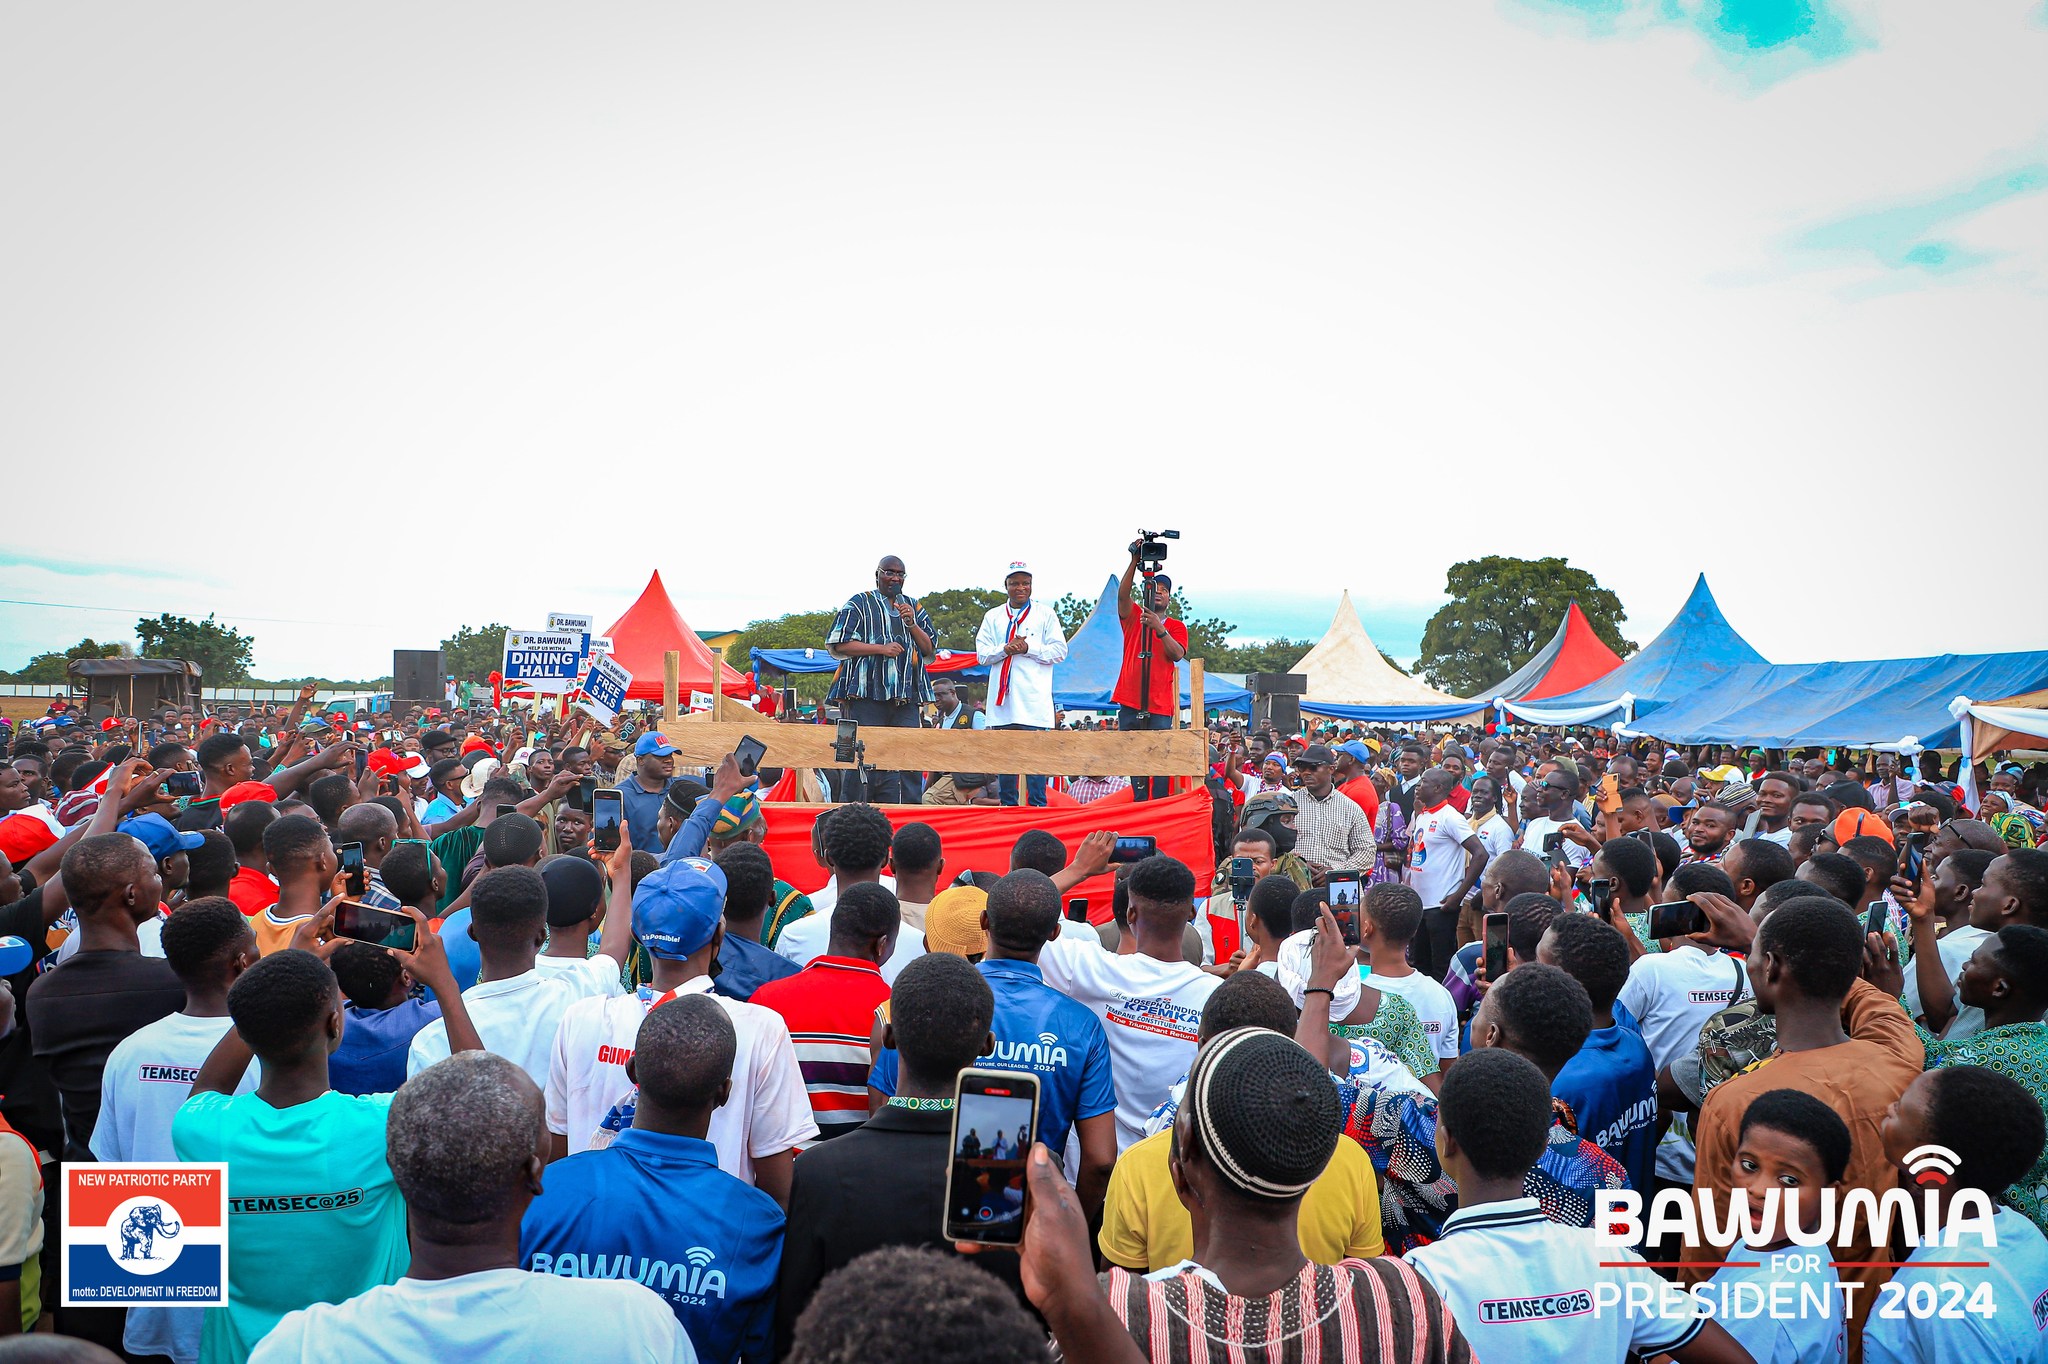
[1037,855,1220,1149]
[1519,769,1595,873]
[1405,1049,1741,1364]
[91,898,259,1364]
[927,676,984,731]
[974,562,1069,808]
[251,1052,694,1363]
[545,856,816,1205]
[1405,768,1491,974]
[408,866,578,1088]
[1360,883,1461,1071]
[531,851,632,1002]
[1615,863,1750,1186]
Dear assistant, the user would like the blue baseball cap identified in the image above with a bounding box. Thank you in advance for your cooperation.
[634,732,679,758]
[119,813,206,863]
[632,857,727,959]
[1335,741,1373,764]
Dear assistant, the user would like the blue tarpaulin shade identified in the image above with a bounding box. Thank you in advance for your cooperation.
[1619,652,2048,751]
[1537,575,1766,719]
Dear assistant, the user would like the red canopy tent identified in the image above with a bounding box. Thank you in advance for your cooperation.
[603,571,752,700]
[1480,602,1627,703]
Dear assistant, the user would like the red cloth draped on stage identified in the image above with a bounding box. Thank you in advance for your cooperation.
[757,788,1215,919]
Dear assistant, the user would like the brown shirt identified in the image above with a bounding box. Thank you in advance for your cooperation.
[1682,978,1924,1355]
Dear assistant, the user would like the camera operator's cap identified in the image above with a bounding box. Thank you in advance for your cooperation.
[119,812,206,862]
[1297,744,1337,767]
[1004,561,1031,579]
[633,856,727,959]
[635,732,679,758]
[924,885,988,958]
[218,780,280,812]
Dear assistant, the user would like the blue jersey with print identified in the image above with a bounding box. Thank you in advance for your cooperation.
[868,958,1114,1152]
[520,1129,783,1364]
[1551,999,1657,1193]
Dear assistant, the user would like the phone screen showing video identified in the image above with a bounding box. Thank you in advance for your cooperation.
[592,790,623,852]
[944,1072,1038,1245]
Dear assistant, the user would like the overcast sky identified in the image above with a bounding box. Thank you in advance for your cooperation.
[4,0,2045,680]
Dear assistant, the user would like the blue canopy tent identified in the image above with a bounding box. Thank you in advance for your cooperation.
[1617,651,2048,751]
[1509,575,1765,727]
[1300,700,1487,723]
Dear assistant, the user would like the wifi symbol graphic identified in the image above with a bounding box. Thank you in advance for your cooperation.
[1038,1033,1060,1046]
[684,1246,716,1268]
[1903,1144,1959,1187]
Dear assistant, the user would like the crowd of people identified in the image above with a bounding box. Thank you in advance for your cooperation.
[0,554,2045,1363]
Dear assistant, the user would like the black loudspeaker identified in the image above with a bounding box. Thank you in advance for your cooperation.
[393,650,445,710]
[1254,694,1301,734]
[1246,672,1308,696]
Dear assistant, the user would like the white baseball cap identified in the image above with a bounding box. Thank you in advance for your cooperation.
[1005,561,1031,578]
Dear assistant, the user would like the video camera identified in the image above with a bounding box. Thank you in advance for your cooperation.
[1134,528,1179,574]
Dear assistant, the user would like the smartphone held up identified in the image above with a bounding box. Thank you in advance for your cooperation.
[945,1069,1040,1246]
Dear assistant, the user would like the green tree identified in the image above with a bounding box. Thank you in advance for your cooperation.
[731,609,838,658]
[1052,593,1093,637]
[1207,636,1314,675]
[1415,556,1632,696]
[134,614,255,684]
[441,623,513,683]
[3,638,124,684]
[914,588,1006,654]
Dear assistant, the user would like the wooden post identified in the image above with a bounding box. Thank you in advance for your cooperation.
[1190,658,1205,730]
[712,647,730,722]
[663,651,681,725]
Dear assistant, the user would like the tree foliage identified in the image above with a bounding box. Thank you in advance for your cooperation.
[1051,594,1092,637]
[134,614,255,684]
[1415,556,1632,697]
[441,623,513,683]
[1,638,124,684]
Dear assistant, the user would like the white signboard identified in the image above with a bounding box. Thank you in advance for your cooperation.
[547,612,595,635]
[689,690,714,712]
[575,654,634,726]
[503,630,585,693]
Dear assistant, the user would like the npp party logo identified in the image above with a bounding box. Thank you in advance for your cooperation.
[63,1163,228,1307]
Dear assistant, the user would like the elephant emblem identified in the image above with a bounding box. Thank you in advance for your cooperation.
[118,1202,182,1261]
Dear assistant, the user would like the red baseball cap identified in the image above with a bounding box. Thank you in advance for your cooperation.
[368,748,431,779]
[219,780,280,812]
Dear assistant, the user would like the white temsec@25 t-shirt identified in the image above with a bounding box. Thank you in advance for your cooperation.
[1037,936,1220,1152]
